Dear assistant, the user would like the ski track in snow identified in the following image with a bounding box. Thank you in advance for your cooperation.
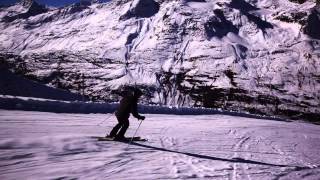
[0,110,320,180]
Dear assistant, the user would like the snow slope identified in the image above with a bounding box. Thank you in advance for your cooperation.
[0,69,85,101]
[0,0,319,121]
[0,110,320,179]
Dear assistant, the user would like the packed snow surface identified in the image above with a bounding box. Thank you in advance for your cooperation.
[0,110,319,179]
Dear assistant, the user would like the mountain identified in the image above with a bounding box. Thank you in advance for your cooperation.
[2,0,48,22]
[0,0,319,121]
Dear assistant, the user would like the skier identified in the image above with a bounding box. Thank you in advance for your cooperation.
[107,88,145,140]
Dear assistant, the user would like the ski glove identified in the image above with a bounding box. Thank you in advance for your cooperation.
[139,116,145,121]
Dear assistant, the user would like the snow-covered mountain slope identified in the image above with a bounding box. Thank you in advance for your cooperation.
[0,0,319,121]
[0,110,320,179]
[0,69,85,101]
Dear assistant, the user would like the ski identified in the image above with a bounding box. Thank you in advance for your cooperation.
[93,136,148,142]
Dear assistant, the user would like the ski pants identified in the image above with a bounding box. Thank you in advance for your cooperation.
[109,116,129,138]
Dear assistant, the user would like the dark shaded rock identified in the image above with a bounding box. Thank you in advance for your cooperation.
[228,0,258,12]
[303,6,320,39]
[246,13,274,30]
[59,1,93,15]
[120,0,160,20]
[4,1,47,22]
[275,11,308,25]
[288,0,307,4]
[257,94,280,105]
[224,69,237,87]
[228,0,273,32]
[126,32,139,45]
[20,0,33,7]
[204,9,239,39]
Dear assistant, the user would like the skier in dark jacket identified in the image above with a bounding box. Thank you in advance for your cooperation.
[107,88,145,140]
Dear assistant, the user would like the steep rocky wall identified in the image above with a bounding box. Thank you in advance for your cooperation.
[0,0,319,121]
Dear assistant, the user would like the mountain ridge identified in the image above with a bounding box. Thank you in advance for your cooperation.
[0,0,319,121]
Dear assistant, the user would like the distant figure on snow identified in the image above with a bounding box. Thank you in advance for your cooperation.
[107,88,145,140]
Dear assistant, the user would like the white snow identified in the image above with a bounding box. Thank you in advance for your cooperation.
[186,1,214,11]
[0,110,319,179]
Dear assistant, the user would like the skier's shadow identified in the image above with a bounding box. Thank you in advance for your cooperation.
[129,142,308,170]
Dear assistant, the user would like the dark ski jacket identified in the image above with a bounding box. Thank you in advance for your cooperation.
[115,95,143,120]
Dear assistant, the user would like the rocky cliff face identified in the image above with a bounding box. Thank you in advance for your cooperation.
[0,0,319,121]
[2,0,48,22]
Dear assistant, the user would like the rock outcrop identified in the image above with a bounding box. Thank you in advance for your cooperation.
[0,0,319,121]
[304,6,320,39]
[3,0,47,22]
[120,0,160,20]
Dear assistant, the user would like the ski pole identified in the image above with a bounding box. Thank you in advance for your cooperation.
[127,120,143,148]
[97,113,113,126]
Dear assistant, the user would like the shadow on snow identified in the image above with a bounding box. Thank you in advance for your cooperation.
[129,142,310,171]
